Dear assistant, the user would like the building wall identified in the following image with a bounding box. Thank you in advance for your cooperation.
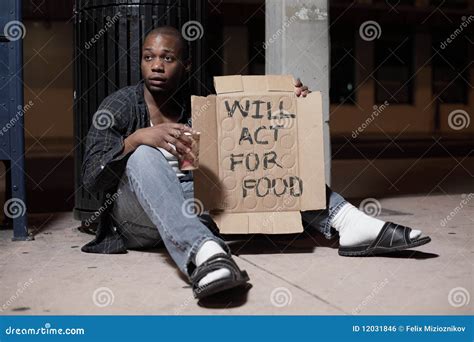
[23,20,74,156]
[21,0,474,158]
[329,0,474,140]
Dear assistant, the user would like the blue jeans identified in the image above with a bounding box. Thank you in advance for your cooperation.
[111,145,348,278]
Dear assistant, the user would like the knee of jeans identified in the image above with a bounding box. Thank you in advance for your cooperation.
[127,145,167,173]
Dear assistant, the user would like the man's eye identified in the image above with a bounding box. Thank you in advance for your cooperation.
[144,56,153,61]
[164,56,175,62]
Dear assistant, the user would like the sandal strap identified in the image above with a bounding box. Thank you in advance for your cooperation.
[190,253,241,284]
[370,222,412,249]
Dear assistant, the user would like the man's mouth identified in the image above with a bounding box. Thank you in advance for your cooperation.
[149,76,167,85]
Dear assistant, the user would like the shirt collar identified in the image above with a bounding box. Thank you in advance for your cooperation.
[136,79,187,126]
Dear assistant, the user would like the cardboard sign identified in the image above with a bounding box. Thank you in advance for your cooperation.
[192,75,326,234]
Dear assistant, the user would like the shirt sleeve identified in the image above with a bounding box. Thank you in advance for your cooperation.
[81,92,134,193]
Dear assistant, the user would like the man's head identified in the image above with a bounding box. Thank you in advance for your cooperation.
[141,26,191,95]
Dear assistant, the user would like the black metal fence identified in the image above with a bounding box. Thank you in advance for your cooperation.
[73,0,206,222]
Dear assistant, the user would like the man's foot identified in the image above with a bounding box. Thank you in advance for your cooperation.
[192,241,249,299]
[338,221,431,257]
[331,203,422,247]
[195,241,231,287]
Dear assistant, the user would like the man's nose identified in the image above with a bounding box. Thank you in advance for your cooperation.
[151,60,164,72]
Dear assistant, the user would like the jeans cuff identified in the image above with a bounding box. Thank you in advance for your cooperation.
[324,200,349,239]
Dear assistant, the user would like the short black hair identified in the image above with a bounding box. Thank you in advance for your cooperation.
[144,25,190,61]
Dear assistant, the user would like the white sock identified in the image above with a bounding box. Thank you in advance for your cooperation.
[332,203,422,247]
[195,241,231,287]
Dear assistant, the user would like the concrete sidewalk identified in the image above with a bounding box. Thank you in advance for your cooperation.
[0,193,472,315]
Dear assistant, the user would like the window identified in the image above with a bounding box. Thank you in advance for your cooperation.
[374,30,414,104]
[248,17,265,75]
[330,29,356,104]
[430,0,467,9]
[373,0,415,5]
[432,31,469,104]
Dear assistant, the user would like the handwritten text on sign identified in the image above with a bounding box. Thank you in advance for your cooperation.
[224,99,303,198]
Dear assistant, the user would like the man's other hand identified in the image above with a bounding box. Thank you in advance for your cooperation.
[293,77,311,97]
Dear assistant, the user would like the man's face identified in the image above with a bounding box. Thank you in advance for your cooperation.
[141,33,187,94]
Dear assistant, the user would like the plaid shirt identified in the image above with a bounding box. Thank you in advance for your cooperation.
[81,80,191,254]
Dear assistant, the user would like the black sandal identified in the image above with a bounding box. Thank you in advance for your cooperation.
[338,222,431,257]
[190,253,250,299]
